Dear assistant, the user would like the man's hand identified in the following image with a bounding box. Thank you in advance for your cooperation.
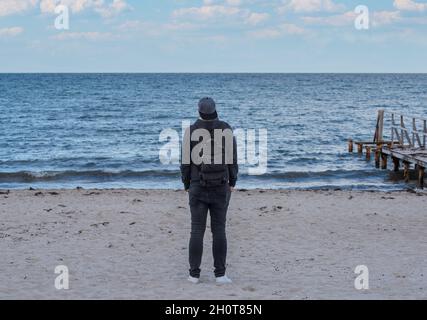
[230,186,234,192]
[185,189,189,193]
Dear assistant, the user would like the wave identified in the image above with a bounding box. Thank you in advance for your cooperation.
[254,169,385,180]
[0,168,384,183]
[0,170,181,183]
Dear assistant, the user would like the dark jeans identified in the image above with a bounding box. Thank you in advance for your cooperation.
[188,183,231,278]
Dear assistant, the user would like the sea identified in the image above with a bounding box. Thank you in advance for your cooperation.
[0,73,426,190]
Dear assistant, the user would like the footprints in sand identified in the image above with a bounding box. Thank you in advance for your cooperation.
[58,210,77,218]
[1,221,67,242]
[90,222,110,227]
[257,205,290,217]
[77,221,111,234]
[363,212,399,232]
[83,191,101,196]
[0,233,11,239]
[34,191,60,197]
[242,286,256,292]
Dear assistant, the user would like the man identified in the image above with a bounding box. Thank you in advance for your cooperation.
[180,97,238,284]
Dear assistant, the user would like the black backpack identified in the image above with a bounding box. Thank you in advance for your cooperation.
[198,128,228,188]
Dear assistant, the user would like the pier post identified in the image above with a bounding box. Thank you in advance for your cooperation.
[348,139,353,153]
[424,120,426,149]
[366,146,371,161]
[403,161,410,183]
[419,166,425,189]
[375,109,385,143]
[392,157,400,172]
[357,143,363,155]
[381,152,388,170]
[375,149,380,168]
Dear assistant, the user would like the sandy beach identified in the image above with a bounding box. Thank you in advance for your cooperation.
[0,188,426,300]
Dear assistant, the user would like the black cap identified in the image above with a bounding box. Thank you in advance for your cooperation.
[198,97,218,120]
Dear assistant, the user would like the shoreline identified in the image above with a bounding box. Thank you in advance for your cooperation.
[1,189,426,299]
[0,187,424,193]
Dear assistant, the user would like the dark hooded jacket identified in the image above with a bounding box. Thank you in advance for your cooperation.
[180,118,238,190]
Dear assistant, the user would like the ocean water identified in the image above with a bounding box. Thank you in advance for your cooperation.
[0,73,426,190]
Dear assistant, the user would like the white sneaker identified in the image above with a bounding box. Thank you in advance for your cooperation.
[188,276,199,284]
[216,275,232,284]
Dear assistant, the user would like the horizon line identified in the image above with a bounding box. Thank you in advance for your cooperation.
[1,72,427,74]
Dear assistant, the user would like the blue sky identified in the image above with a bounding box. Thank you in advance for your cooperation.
[0,0,426,72]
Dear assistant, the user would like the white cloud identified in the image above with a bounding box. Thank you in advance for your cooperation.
[0,0,129,17]
[0,27,25,37]
[172,5,242,20]
[225,0,242,5]
[394,0,427,11]
[117,20,162,36]
[248,23,306,38]
[280,23,306,34]
[39,0,91,14]
[0,0,37,17]
[94,0,129,18]
[117,20,145,30]
[279,0,345,13]
[302,10,401,27]
[52,31,115,40]
[203,0,242,6]
[372,11,402,26]
[58,0,128,16]
[172,2,270,28]
[248,28,281,38]
[117,19,198,37]
[302,11,355,26]
[245,12,270,25]
[172,0,270,26]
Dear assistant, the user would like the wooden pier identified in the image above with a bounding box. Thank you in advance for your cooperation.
[349,110,427,189]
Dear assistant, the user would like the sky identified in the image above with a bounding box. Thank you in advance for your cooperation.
[0,0,426,72]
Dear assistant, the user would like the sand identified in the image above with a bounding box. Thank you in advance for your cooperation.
[0,188,426,300]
